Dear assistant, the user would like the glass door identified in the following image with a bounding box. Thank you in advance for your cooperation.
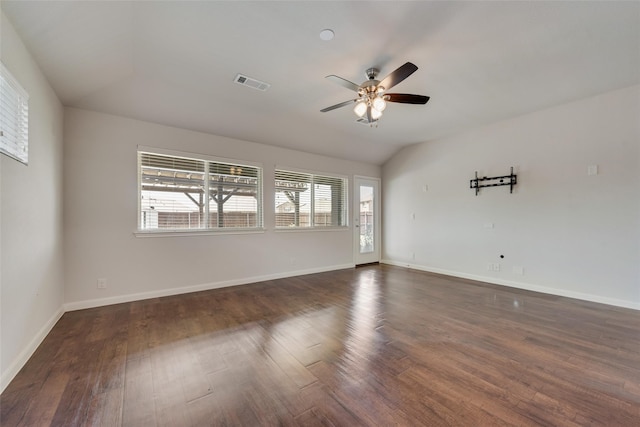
[354,176,380,265]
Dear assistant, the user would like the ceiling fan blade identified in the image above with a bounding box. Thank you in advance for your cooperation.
[379,62,418,91]
[325,75,360,92]
[386,93,430,105]
[320,99,357,112]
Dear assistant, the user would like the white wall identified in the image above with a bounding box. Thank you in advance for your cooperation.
[1,11,65,391]
[63,108,379,309]
[382,85,640,309]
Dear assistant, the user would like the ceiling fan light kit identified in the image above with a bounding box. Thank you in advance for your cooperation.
[321,62,430,126]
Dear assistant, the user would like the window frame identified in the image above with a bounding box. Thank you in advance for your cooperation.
[0,62,29,165]
[136,146,264,237]
[275,166,348,231]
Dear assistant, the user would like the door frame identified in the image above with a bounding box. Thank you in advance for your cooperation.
[353,175,381,265]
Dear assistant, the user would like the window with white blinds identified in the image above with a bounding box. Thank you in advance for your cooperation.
[0,62,29,165]
[275,169,347,228]
[138,150,262,232]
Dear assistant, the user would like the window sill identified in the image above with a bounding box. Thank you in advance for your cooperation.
[134,228,266,238]
[274,226,349,233]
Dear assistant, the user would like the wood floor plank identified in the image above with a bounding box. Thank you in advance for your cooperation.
[121,355,156,427]
[2,265,639,426]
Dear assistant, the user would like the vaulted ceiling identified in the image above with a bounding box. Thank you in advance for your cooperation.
[2,1,639,164]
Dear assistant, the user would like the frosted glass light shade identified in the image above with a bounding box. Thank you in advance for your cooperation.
[372,97,386,112]
[354,101,367,117]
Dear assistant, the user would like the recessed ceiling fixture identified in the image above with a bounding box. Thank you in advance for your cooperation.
[319,29,334,41]
[234,73,270,91]
[320,62,430,126]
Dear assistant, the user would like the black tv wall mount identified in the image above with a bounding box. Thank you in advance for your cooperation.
[470,167,517,196]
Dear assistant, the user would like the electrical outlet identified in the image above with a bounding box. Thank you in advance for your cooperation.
[97,278,107,289]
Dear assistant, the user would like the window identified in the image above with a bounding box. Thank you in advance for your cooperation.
[0,62,29,165]
[138,149,262,232]
[275,169,347,228]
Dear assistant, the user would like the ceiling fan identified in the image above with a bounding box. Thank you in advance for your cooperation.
[320,62,429,125]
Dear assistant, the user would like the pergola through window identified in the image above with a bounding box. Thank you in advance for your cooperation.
[139,151,262,231]
[275,169,347,228]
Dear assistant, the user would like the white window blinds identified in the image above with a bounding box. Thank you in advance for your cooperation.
[139,151,262,231]
[0,63,29,164]
[275,169,347,228]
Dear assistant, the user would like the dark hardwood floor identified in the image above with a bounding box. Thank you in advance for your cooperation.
[1,265,639,426]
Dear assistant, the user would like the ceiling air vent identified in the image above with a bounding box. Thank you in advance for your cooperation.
[234,74,270,91]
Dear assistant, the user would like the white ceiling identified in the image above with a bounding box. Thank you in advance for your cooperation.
[2,1,639,165]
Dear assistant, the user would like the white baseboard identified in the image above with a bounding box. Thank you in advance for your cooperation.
[381,259,640,311]
[64,263,355,312]
[1,306,65,393]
